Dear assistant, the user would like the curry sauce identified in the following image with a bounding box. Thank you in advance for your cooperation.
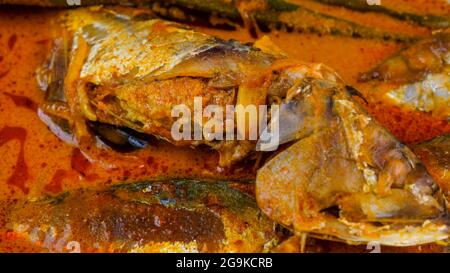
[0,0,449,252]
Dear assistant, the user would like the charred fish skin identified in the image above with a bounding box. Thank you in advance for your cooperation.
[255,63,449,247]
[0,0,419,42]
[4,180,280,253]
[413,135,450,200]
[311,0,450,29]
[360,33,450,121]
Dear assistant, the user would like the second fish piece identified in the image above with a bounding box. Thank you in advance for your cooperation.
[360,33,450,122]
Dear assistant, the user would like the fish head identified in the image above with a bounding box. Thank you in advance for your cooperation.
[256,62,449,246]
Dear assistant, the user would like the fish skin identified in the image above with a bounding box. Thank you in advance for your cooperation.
[3,180,280,253]
[0,0,420,41]
[39,7,449,247]
[360,33,450,121]
[149,0,419,42]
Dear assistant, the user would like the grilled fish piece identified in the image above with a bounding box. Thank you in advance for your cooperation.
[311,0,450,29]
[413,135,450,200]
[255,63,449,247]
[0,0,419,41]
[2,180,281,253]
[360,33,450,121]
[146,0,419,41]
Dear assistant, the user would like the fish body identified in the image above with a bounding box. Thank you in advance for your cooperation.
[3,180,280,253]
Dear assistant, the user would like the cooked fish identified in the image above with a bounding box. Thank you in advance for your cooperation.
[37,7,429,169]
[40,7,277,167]
[256,62,449,247]
[0,0,419,41]
[38,7,450,246]
[3,180,281,253]
[413,135,450,200]
[147,0,419,41]
[360,33,450,121]
[310,0,450,29]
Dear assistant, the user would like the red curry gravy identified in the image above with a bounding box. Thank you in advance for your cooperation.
[0,0,449,252]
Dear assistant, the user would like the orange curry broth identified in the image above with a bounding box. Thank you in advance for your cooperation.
[0,1,449,252]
